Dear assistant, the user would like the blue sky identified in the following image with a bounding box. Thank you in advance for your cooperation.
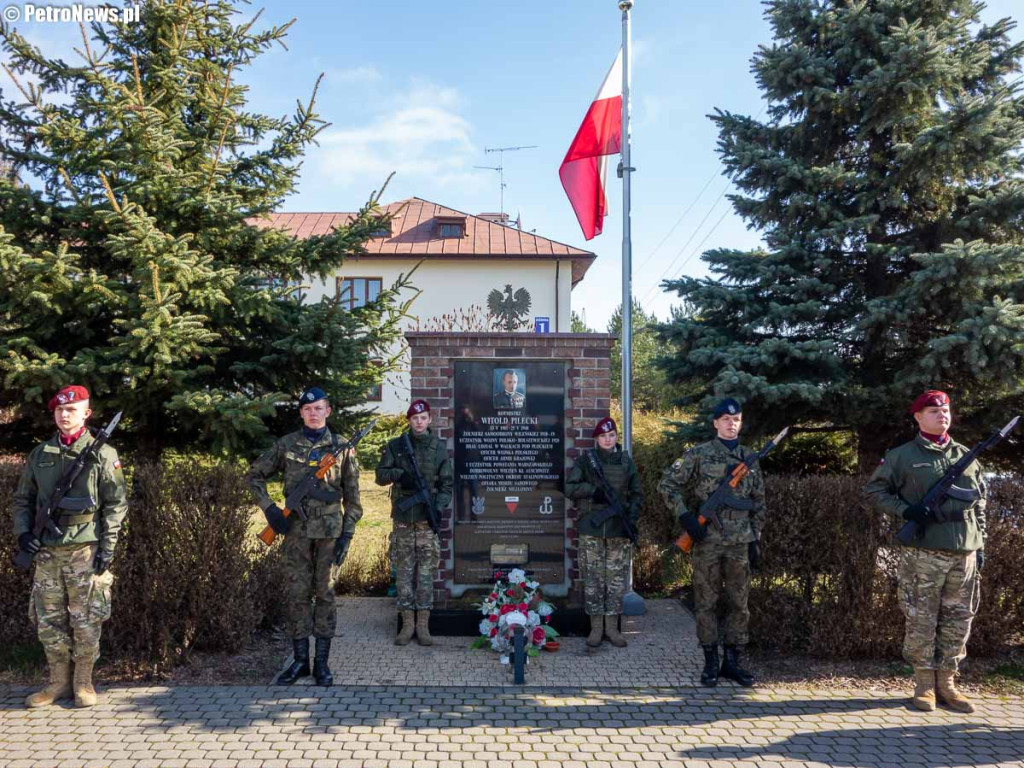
[6,0,1023,330]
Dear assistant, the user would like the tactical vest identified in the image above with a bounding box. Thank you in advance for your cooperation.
[390,432,442,523]
[577,448,634,540]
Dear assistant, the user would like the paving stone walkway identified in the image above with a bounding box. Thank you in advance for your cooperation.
[2,598,1022,767]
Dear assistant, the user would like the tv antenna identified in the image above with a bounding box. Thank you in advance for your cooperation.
[474,144,537,218]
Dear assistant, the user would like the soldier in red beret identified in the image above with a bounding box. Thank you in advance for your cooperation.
[376,399,452,646]
[565,416,643,648]
[864,390,985,713]
[12,386,127,708]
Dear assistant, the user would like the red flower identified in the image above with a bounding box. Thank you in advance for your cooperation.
[500,604,514,615]
[490,592,498,599]
[506,589,515,597]
[543,615,550,623]
[489,614,499,622]
[517,602,528,613]
[490,628,498,637]
[532,627,546,643]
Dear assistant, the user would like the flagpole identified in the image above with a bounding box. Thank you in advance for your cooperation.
[618,0,645,618]
[619,0,633,454]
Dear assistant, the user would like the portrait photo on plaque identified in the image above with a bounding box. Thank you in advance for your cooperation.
[492,367,526,409]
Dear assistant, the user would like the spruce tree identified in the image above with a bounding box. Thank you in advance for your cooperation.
[658,0,1024,467]
[0,1,409,454]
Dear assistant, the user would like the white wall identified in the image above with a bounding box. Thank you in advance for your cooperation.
[303,258,575,413]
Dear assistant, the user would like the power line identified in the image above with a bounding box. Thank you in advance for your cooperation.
[641,205,731,306]
[634,172,716,273]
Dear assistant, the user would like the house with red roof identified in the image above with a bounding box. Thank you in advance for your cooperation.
[251,197,596,412]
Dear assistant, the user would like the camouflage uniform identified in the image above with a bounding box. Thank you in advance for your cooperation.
[375,429,452,611]
[13,432,127,667]
[566,446,642,616]
[864,435,985,671]
[658,439,765,646]
[247,429,362,639]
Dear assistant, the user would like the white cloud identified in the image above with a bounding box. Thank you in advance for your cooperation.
[314,80,482,189]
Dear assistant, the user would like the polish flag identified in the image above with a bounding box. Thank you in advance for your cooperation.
[559,49,623,241]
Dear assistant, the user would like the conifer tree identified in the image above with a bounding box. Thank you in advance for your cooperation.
[658,0,1024,466]
[0,1,410,454]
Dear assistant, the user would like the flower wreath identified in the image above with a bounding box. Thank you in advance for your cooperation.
[471,568,559,664]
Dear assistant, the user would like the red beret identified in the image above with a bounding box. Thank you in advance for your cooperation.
[48,385,90,411]
[592,416,617,438]
[909,390,950,414]
[407,399,430,419]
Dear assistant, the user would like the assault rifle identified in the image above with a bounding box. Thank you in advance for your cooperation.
[895,415,1019,546]
[13,412,123,572]
[393,433,441,535]
[257,419,377,546]
[675,427,789,554]
[585,450,639,545]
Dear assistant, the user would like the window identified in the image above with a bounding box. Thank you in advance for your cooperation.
[437,215,466,238]
[370,219,392,237]
[439,222,464,238]
[366,360,383,402]
[337,277,382,310]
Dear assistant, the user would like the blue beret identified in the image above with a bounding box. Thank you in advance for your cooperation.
[712,398,742,419]
[299,386,328,405]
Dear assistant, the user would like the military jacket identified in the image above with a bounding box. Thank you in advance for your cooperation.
[493,390,525,409]
[12,431,128,555]
[246,428,362,539]
[565,445,642,539]
[375,429,453,524]
[657,438,766,546]
[863,434,986,553]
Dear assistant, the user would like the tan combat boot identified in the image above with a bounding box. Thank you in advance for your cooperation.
[586,614,603,647]
[26,661,72,708]
[936,670,975,713]
[415,610,433,646]
[73,657,98,708]
[395,610,415,646]
[911,668,936,712]
[605,615,627,648]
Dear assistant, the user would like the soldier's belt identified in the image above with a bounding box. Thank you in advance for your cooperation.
[305,487,343,503]
[56,495,96,511]
[57,511,97,526]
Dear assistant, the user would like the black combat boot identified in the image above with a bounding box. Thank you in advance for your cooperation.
[720,644,755,687]
[313,637,333,687]
[700,645,720,687]
[276,638,310,685]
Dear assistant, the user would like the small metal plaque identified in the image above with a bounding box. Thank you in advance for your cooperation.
[490,544,529,565]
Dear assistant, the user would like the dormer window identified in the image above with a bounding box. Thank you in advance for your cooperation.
[437,215,466,238]
[370,218,392,238]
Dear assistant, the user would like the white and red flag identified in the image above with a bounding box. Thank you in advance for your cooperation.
[559,49,623,241]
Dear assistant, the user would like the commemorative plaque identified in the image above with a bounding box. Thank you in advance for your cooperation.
[452,361,566,587]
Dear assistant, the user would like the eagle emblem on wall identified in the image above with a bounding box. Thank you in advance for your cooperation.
[487,284,532,331]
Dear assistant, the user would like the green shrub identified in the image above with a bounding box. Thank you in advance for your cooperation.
[356,413,408,470]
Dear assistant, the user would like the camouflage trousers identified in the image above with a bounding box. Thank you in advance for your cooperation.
[579,535,631,616]
[29,543,113,665]
[393,521,439,611]
[282,533,336,639]
[692,539,750,646]
[898,547,980,671]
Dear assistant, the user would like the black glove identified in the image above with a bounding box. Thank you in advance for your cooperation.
[93,551,112,575]
[333,532,353,566]
[592,487,607,505]
[748,540,761,573]
[18,532,41,556]
[680,513,707,543]
[976,549,985,573]
[399,471,419,490]
[263,504,290,535]
[902,503,934,525]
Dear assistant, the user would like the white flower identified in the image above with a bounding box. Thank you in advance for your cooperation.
[479,619,494,636]
[527,610,540,626]
[499,654,510,665]
[536,601,554,617]
[505,611,527,626]
[526,580,540,590]
[507,568,527,584]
